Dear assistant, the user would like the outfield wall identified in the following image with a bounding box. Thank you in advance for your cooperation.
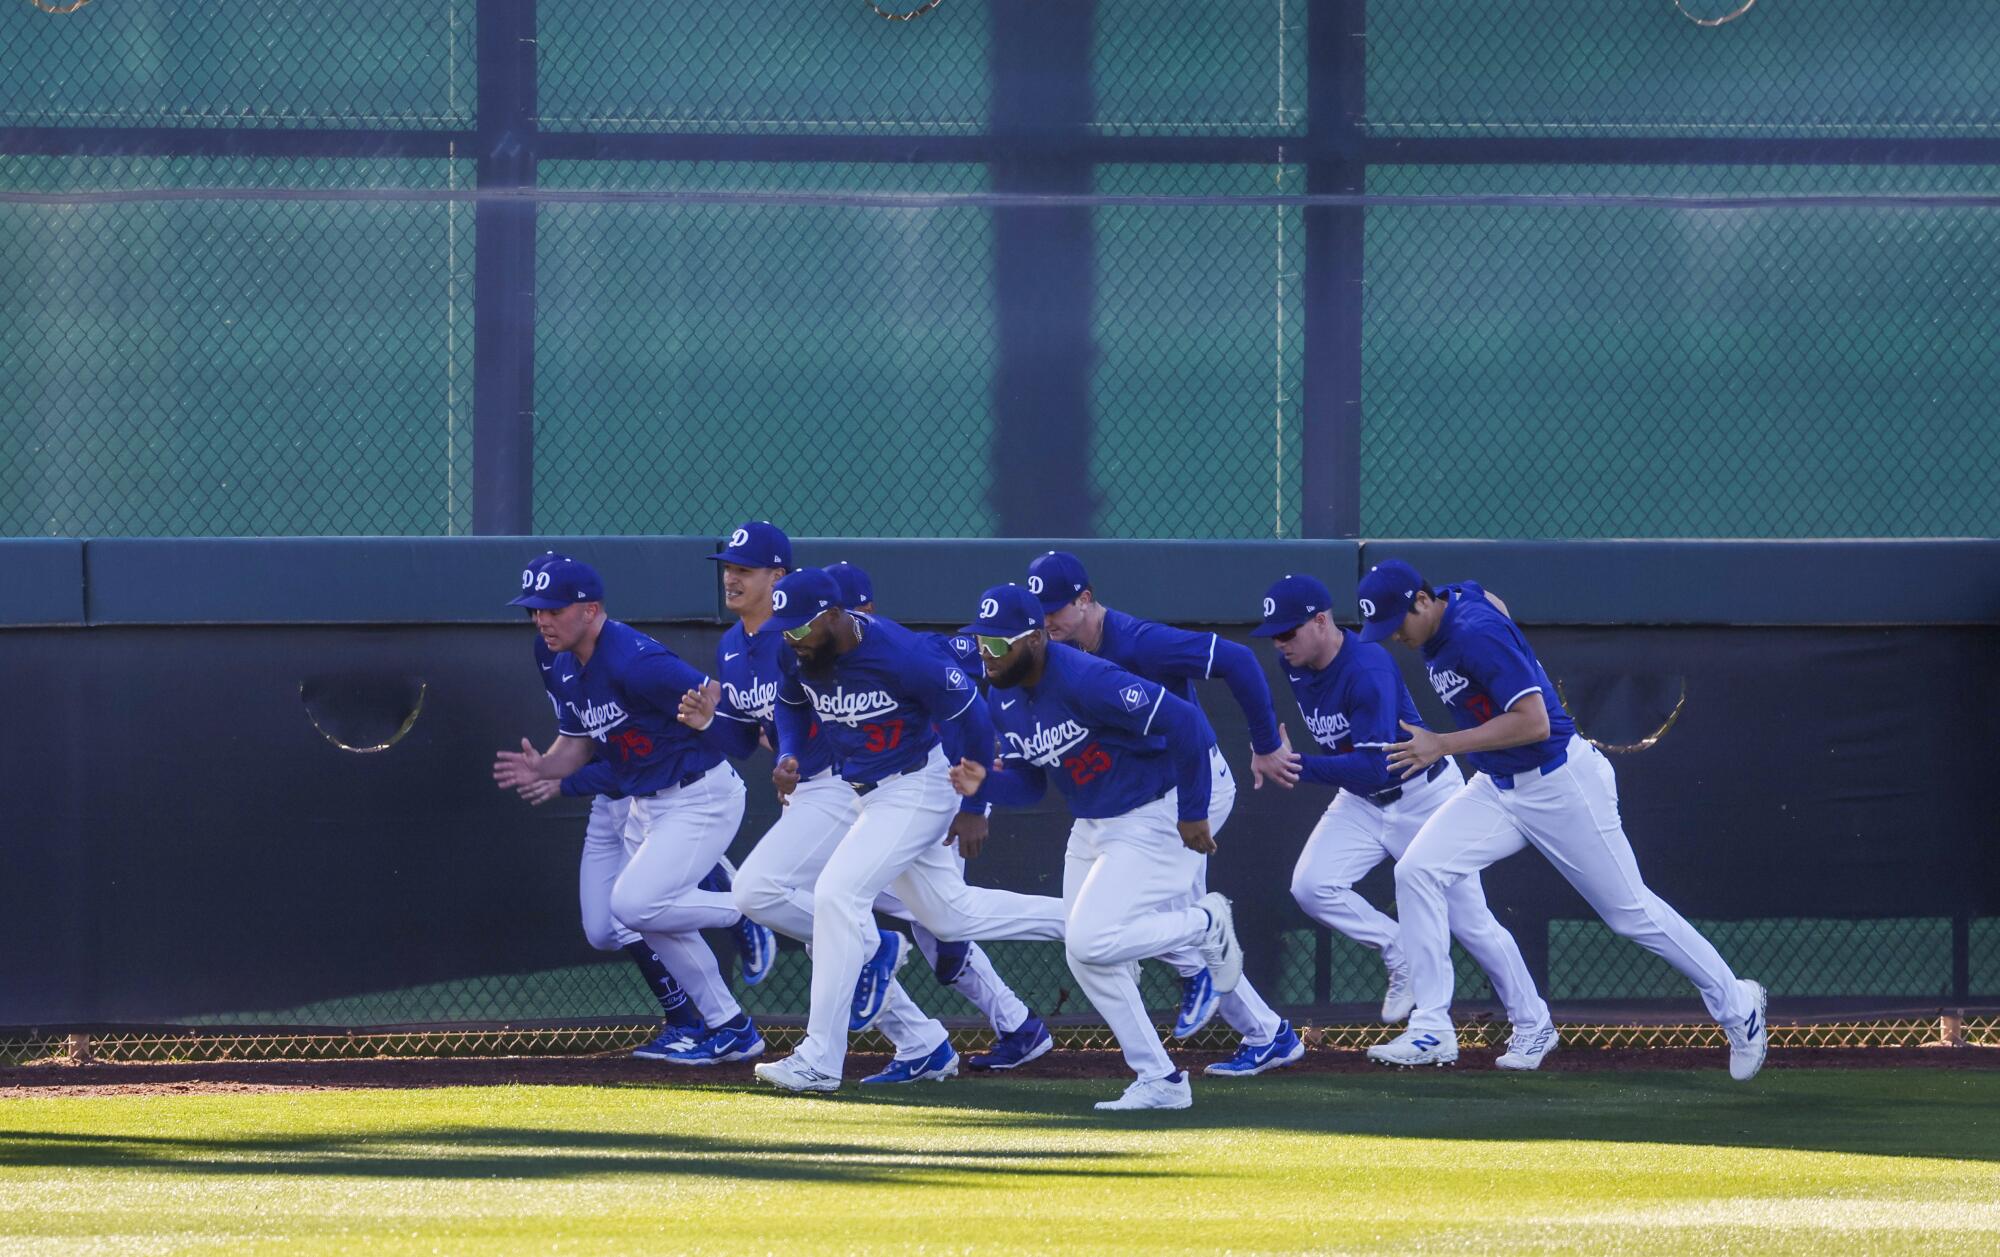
[3,537,1997,1028]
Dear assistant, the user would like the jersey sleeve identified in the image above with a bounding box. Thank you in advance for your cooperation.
[561,757,622,799]
[1074,663,1215,821]
[1294,662,1401,795]
[1459,617,1547,715]
[1206,636,1283,755]
[773,673,813,762]
[1125,620,1225,684]
[621,649,713,716]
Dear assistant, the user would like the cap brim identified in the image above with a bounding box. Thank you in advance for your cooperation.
[1248,616,1308,638]
[508,593,568,609]
[708,550,786,569]
[1357,614,1404,644]
[763,608,826,634]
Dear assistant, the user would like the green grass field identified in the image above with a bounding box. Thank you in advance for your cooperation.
[5,1071,1998,1255]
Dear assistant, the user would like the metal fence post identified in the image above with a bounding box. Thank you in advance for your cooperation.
[472,0,540,535]
[1301,0,1366,539]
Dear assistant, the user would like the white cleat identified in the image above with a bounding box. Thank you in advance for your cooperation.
[1367,1028,1459,1068]
[1093,1071,1193,1112]
[1726,980,1769,1082]
[1495,1022,1559,1071]
[753,1054,841,1094]
[1380,962,1415,1024]
[1195,892,1244,994]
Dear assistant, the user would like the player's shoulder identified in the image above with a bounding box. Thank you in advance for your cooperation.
[719,620,750,652]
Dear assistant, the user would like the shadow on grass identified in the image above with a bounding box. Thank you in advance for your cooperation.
[0,1122,1160,1185]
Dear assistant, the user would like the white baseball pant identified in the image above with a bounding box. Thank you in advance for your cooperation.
[1289,759,1548,1029]
[607,763,748,1028]
[1395,735,1755,1038]
[1153,748,1285,1044]
[578,795,640,951]
[732,772,1034,1041]
[1065,791,1216,1082]
[796,748,1066,1080]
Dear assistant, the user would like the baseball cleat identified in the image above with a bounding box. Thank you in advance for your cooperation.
[967,1017,1055,1072]
[1726,980,1769,1081]
[1172,968,1221,1039]
[698,858,736,895]
[1367,1028,1459,1068]
[1093,1071,1193,1112]
[754,1054,841,1094]
[661,1017,765,1066]
[1495,1022,1559,1071]
[860,1040,960,1085]
[1194,892,1244,994]
[850,929,912,1033]
[931,938,972,987]
[1380,962,1415,1024]
[736,916,778,987]
[1204,1020,1306,1078]
[631,1024,706,1060]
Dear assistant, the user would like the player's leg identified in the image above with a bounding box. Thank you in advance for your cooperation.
[577,796,704,1050]
[901,916,1034,1035]
[609,767,754,1048]
[1377,775,1528,1064]
[1291,791,1406,1004]
[1507,738,1762,1075]
[885,807,1068,946]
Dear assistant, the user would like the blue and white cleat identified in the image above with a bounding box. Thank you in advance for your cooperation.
[1172,968,1221,1039]
[1366,1027,1459,1068]
[1194,893,1243,993]
[851,929,912,1032]
[631,1023,706,1060]
[754,1054,840,1094]
[1204,1020,1306,1077]
[736,916,778,987]
[1727,980,1769,1081]
[662,1017,765,1066]
[861,1040,960,1085]
[931,938,972,987]
[1094,1071,1193,1112]
[1495,1021,1559,1071]
[967,1016,1055,1072]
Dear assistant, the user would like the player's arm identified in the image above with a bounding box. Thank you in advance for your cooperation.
[560,756,620,799]
[1080,671,1215,833]
[954,754,1048,808]
[494,733,593,790]
[1387,636,1552,778]
[677,665,761,759]
[771,676,814,797]
[1295,672,1405,794]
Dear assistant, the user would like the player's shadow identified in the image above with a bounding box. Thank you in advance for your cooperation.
[0,1123,1165,1185]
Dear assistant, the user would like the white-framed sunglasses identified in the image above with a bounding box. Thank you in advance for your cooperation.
[976,628,1038,659]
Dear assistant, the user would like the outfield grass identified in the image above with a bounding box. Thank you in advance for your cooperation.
[4,1071,1997,1255]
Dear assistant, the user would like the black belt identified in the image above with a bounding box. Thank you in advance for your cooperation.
[850,762,925,797]
[1365,758,1449,809]
[637,765,711,798]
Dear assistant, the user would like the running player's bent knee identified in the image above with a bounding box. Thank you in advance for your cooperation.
[606,881,655,934]
[1064,922,1124,968]
[1392,856,1446,896]
[581,919,627,952]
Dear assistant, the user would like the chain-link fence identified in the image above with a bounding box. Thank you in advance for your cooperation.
[5,2,1996,540]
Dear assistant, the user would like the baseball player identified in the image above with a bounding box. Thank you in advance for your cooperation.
[1356,560,1767,1079]
[748,569,1068,1094]
[1250,573,1555,1069]
[502,551,713,1058]
[951,584,1244,1111]
[1027,551,1297,1072]
[818,559,1054,1070]
[492,557,775,1066]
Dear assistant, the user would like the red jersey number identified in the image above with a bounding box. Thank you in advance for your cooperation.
[607,727,654,761]
[863,720,905,754]
[1064,742,1113,786]
[1463,694,1497,724]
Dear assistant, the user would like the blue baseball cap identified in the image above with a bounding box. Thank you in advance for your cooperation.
[1026,550,1090,612]
[509,556,605,609]
[764,568,842,633]
[965,584,1045,637]
[1356,560,1427,643]
[1250,573,1334,637]
[823,561,874,609]
[709,520,793,570]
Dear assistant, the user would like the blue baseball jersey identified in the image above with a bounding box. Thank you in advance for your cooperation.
[1281,629,1427,797]
[776,613,986,785]
[986,643,1214,821]
[545,619,724,796]
[1420,582,1577,777]
[711,619,837,778]
[1092,607,1283,755]
[534,637,623,799]
[930,630,983,679]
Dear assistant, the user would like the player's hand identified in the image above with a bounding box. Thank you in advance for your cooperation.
[947,811,988,859]
[948,756,988,797]
[516,777,561,806]
[492,738,547,789]
[1251,726,1302,790]
[1386,720,1445,779]
[677,680,721,731]
[772,754,801,799]
[1177,818,1216,855]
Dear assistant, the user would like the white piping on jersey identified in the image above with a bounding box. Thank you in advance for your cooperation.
[1140,687,1167,735]
[1204,634,1217,679]
[1502,685,1543,712]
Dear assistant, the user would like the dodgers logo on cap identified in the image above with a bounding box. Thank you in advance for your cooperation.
[709,520,793,570]
[1355,560,1426,643]
[508,556,604,609]
[965,583,1044,637]
[1251,573,1333,638]
[1025,551,1090,613]
[763,568,840,633]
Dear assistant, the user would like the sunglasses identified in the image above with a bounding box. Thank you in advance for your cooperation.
[976,628,1038,659]
[1272,626,1301,644]
[782,610,827,643]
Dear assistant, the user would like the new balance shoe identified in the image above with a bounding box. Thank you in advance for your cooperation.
[1194,893,1243,993]
[850,929,912,1033]
[1093,1071,1193,1112]
[754,1054,840,1094]
[931,938,972,987]
[1495,1022,1559,1071]
[1172,968,1221,1039]
[1380,961,1415,1024]
[1204,1020,1306,1077]
[630,1023,706,1060]
[967,1017,1055,1072]
[1366,1027,1459,1068]
[736,916,778,987]
[1726,979,1769,1081]
[661,1016,765,1066]
[860,1040,960,1085]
